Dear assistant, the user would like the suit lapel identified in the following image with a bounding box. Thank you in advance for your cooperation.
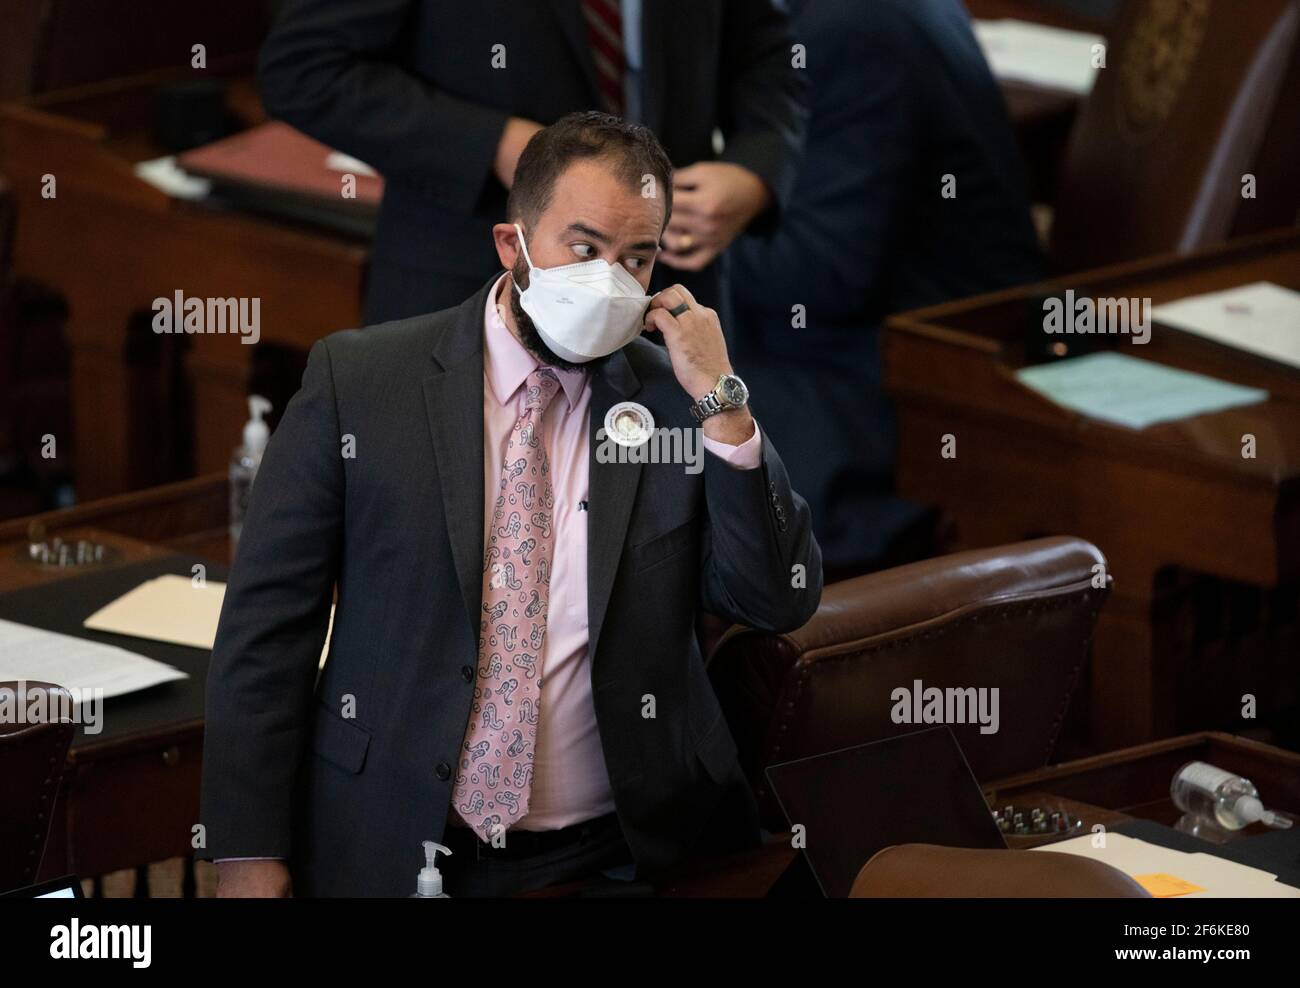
[547,0,604,109]
[422,282,493,643]
[586,348,643,658]
[421,280,646,660]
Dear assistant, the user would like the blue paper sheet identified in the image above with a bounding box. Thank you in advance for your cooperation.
[1015,352,1269,430]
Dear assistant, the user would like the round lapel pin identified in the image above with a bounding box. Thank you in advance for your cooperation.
[604,401,655,448]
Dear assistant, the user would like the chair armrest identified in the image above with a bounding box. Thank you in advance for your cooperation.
[712,536,1108,660]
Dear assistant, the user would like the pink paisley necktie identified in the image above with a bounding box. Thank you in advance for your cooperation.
[453,368,560,842]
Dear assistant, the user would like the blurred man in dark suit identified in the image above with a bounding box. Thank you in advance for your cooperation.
[258,0,807,323]
[729,0,1045,572]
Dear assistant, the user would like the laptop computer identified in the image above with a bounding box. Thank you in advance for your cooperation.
[765,726,1007,897]
[1,875,85,898]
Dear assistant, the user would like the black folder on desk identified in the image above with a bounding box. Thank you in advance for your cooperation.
[1115,819,1300,890]
[0,554,228,745]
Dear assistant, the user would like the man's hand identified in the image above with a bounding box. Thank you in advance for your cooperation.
[644,285,755,446]
[494,117,545,189]
[216,859,293,898]
[660,162,771,272]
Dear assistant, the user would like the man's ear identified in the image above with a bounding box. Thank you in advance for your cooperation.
[492,222,522,270]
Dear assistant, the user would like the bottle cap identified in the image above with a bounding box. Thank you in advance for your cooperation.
[243,395,272,456]
[418,841,452,896]
[1242,798,1294,830]
[1236,796,1265,824]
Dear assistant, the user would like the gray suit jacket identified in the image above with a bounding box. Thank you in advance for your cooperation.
[199,276,822,895]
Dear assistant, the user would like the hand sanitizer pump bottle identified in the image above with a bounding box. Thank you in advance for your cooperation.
[229,395,272,546]
[1171,761,1294,839]
[411,841,452,898]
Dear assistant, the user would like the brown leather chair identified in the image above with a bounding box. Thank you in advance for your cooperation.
[849,843,1149,898]
[707,537,1109,830]
[1050,0,1300,272]
[0,681,76,892]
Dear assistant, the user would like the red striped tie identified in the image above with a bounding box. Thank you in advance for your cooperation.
[581,0,625,116]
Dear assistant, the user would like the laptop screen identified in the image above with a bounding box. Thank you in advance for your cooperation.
[765,726,1007,897]
[1,876,85,898]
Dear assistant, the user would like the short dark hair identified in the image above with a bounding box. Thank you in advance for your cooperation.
[507,111,673,230]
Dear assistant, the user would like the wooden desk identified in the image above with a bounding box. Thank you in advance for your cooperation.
[0,475,230,882]
[965,0,1111,32]
[884,229,1300,749]
[0,69,367,500]
[3,479,1294,892]
[0,10,1109,506]
[963,0,1112,203]
[987,731,1300,833]
[539,732,1300,896]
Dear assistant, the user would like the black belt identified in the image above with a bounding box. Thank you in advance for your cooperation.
[444,812,621,861]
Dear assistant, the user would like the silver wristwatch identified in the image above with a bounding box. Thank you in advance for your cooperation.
[689,373,749,422]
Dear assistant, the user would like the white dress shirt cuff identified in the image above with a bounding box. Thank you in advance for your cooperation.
[701,417,763,470]
[214,857,283,863]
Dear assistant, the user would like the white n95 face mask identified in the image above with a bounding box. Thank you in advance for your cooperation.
[512,223,651,363]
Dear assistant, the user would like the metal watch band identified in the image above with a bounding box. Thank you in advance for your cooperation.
[689,391,726,422]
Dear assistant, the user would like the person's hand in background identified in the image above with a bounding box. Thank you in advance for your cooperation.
[660,162,771,271]
[216,859,293,898]
[494,117,546,188]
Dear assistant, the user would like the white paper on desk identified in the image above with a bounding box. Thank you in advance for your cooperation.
[973,19,1105,95]
[0,618,187,699]
[1152,282,1300,371]
[134,155,213,201]
[83,574,335,668]
[1015,351,1269,429]
[324,150,379,177]
[1033,832,1300,898]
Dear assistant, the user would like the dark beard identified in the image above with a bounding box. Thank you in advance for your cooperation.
[508,257,609,374]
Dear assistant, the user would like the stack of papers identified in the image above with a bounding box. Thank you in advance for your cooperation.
[0,574,335,709]
[1152,282,1300,371]
[1032,832,1300,897]
[1015,351,1269,430]
[84,574,228,650]
[0,619,186,700]
[83,574,334,668]
[973,19,1105,95]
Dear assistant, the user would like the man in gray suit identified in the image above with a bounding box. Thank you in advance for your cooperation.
[201,113,821,897]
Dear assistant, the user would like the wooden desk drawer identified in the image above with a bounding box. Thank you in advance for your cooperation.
[44,727,204,879]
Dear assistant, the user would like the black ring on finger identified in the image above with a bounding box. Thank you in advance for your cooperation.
[668,302,690,317]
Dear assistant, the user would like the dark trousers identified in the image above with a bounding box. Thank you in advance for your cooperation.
[436,812,635,898]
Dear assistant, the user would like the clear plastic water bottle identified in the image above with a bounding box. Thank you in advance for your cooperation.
[1171,761,1294,834]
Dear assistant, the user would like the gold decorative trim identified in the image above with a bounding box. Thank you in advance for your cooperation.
[1116,0,1211,141]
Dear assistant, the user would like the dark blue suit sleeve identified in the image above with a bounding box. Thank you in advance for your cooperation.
[257,0,510,211]
[729,7,918,319]
[200,339,344,859]
[716,0,811,222]
[697,426,822,632]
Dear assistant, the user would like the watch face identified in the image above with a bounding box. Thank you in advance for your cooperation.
[718,375,748,407]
